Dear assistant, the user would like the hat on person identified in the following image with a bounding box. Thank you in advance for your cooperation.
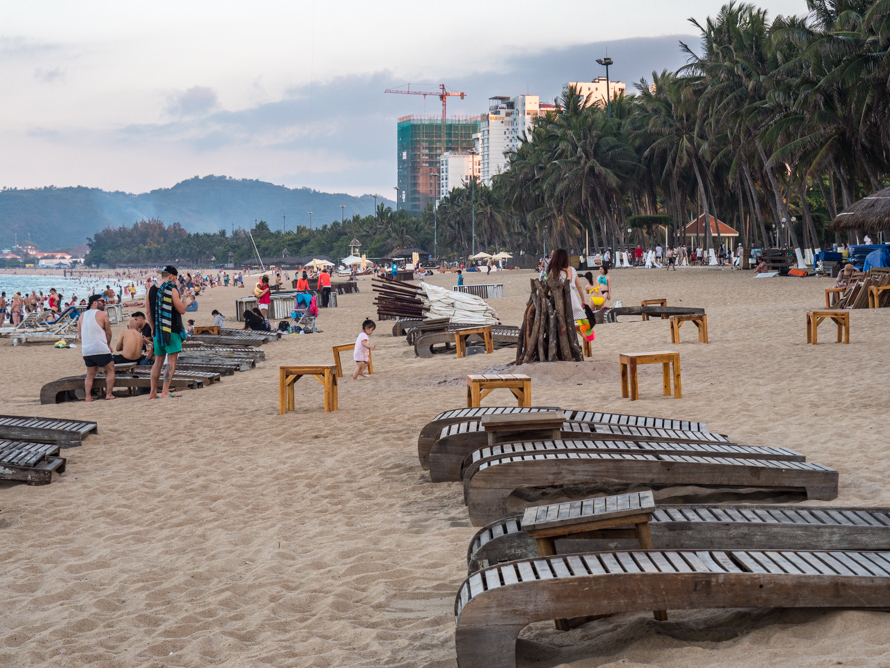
[87,294,105,307]
[161,265,179,276]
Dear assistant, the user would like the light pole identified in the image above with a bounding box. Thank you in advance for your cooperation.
[430,170,438,260]
[308,211,313,227]
[596,56,614,119]
[282,215,286,233]
[340,204,345,223]
[393,186,400,212]
[373,193,379,220]
[471,176,476,257]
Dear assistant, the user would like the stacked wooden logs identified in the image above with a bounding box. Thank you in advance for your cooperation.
[515,278,583,363]
[372,277,424,320]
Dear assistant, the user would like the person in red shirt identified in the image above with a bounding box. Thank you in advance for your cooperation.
[255,276,271,315]
[296,271,310,292]
[634,245,643,267]
[317,269,332,308]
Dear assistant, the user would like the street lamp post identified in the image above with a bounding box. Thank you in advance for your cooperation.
[282,215,286,233]
[595,56,614,119]
[340,204,345,224]
[471,176,476,257]
[308,211,313,227]
[393,186,400,212]
[431,170,438,260]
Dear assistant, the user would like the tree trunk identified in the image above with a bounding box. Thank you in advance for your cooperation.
[743,162,769,247]
[691,157,714,257]
[547,299,558,361]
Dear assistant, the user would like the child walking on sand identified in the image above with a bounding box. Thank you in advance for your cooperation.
[353,318,376,380]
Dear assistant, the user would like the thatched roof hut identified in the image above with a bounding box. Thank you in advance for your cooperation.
[827,187,890,233]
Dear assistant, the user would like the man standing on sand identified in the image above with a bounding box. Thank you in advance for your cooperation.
[77,294,116,401]
[318,268,332,307]
[0,292,6,327]
[147,266,190,399]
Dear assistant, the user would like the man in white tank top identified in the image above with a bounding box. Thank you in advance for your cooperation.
[77,294,116,401]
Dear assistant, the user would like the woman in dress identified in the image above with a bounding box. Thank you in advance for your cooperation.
[547,249,594,343]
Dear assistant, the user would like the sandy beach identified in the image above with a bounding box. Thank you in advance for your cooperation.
[1,266,888,667]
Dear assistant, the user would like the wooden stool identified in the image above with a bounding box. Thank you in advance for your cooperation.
[641,299,667,321]
[868,285,890,308]
[669,313,708,343]
[193,326,221,335]
[279,364,338,413]
[480,410,564,446]
[523,490,666,624]
[620,351,681,400]
[574,324,592,357]
[332,344,372,378]
[825,287,846,308]
[467,374,531,408]
[455,326,494,359]
[806,310,849,345]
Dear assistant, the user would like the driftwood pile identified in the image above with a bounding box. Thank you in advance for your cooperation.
[515,278,583,363]
[373,277,424,320]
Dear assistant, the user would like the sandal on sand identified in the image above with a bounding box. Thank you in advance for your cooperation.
[167,392,182,398]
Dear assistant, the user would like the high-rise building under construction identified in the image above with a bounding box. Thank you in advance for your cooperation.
[397,115,479,217]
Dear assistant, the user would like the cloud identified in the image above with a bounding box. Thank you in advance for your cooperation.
[166,85,220,117]
[34,67,64,83]
[0,36,60,61]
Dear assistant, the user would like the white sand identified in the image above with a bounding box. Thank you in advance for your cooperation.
[1,267,888,667]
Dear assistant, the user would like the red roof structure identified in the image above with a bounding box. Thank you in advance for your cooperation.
[684,214,739,237]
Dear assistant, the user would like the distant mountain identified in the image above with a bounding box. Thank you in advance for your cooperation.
[0,176,392,252]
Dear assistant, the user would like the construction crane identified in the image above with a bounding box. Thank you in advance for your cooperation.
[383,83,466,121]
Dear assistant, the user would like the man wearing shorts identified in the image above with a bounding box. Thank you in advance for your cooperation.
[78,294,116,401]
[0,292,6,328]
[147,266,190,398]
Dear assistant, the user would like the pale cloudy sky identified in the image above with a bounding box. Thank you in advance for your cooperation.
[1,0,805,197]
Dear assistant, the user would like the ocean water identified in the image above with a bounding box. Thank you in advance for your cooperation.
[0,275,141,300]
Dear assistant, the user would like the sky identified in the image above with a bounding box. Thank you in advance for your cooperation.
[1,0,807,198]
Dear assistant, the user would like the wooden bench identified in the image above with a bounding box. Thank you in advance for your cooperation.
[467,374,530,408]
[455,326,494,359]
[640,298,668,321]
[332,344,372,378]
[669,313,708,344]
[469,502,890,574]
[868,285,890,308]
[462,450,838,526]
[806,310,850,344]
[429,422,752,484]
[523,491,665,624]
[620,351,681,400]
[193,326,221,335]
[0,415,97,449]
[279,365,338,413]
[574,324,592,357]
[0,440,66,485]
[417,408,708,470]
[455,548,890,668]
[825,286,847,308]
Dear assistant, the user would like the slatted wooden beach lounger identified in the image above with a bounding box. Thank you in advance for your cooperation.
[180,346,265,361]
[414,326,519,358]
[220,328,280,342]
[429,422,747,483]
[185,333,265,347]
[418,407,708,469]
[0,440,67,485]
[449,439,807,485]
[175,362,237,376]
[467,502,890,573]
[40,375,200,404]
[454,548,890,668]
[463,451,838,525]
[129,367,222,384]
[0,415,97,449]
[177,355,256,371]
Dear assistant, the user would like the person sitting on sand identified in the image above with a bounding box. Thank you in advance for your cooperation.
[113,319,146,365]
[753,257,769,274]
[243,307,268,331]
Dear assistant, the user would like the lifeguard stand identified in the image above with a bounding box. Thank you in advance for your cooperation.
[349,238,361,257]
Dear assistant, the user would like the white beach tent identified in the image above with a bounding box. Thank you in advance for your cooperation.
[307,258,334,270]
[418,282,499,325]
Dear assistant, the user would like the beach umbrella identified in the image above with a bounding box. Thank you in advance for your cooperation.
[341,255,362,265]
[470,252,492,260]
[827,187,890,234]
[492,252,513,260]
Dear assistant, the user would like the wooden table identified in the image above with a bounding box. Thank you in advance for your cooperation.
[467,374,531,408]
[455,326,494,359]
[480,410,564,446]
[640,298,668,321]
[620,351,681,400]
[574,324,592,357]
[806,310,850,345]
[193,326,221,335]
[332,344,372,378]
[669,313,708,343]
[869,285,890,308]
[522,490,666,624]
[279,364,338,413]
[825,287,846,308]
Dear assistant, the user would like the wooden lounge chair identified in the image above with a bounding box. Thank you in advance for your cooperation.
[418,407,707,470]
[180,345,265,361]
[454,548,890,668]
[0,440,66,485]
[177,354,256,371]
[219,327,280,343]
[0,415,97,449]
[40,374,200,404]
[467,502,890,573]
[453,438,807,485]
[186,333,265,347]
[604,305,704,323]
[428,421,747,483]
[391,318,424,336]
[462,451,838,525]
[414,326,519,358]
[129,367,222,384]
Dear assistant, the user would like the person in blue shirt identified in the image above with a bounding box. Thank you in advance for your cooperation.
[457,270,464,286]
[391,263,398,279]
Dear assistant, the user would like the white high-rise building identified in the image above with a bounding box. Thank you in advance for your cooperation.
[564,77,625,109]
[477,95,554,185]
[438,152,480,201]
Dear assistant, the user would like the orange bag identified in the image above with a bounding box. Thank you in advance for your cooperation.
[788,268,808,277]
